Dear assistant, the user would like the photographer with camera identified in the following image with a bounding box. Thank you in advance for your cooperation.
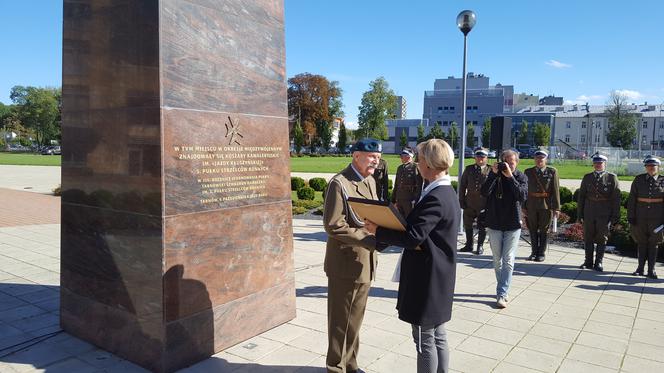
[480,149,528,308]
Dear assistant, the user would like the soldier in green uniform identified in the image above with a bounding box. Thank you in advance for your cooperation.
[577,153,621,272]
[391,147,423,218]
[372,157,389,201]
[323,139,381,373]
[523,150,560,262]
[459,148,490,254]
[627,155,663,279]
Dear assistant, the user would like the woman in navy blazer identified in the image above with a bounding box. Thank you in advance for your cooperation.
[365,139,459,373]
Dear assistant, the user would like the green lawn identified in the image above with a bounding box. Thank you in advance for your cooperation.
[291,155,635,181]
[0,152,61,166]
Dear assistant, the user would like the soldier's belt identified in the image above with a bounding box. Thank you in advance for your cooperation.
[529,192,549,198]
[637,197,664,203]
[587,197,609,202]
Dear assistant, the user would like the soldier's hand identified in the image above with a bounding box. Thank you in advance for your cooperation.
[364,219,378,234]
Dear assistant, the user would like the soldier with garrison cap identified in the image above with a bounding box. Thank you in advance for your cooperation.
[577,153,621,272]
[459,148,491,254]
[523,149,560,262]
[391,147,423,218]
[627,155,664,279]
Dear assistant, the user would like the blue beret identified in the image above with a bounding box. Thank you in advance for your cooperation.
[534,150,548,158]
[592,153,608,163]
[474,148,488,157]
[644,155,661,166]
[351,138,382,153]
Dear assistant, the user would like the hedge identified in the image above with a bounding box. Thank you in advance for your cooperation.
[297,186,316,201]
[291,177,305,191]
[308,177,327,192]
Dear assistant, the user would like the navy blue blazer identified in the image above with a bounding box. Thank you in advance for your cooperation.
[376,184,459,326]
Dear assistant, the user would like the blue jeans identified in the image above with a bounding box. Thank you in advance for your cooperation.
[487,228,520,299]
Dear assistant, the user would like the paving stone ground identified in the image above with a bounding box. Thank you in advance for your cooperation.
[0,171,661,373]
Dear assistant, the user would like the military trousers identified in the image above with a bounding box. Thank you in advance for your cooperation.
[326,278,370,373]
[583,216,610,246]
[526,209,552,233]
[463,207,486,231]
[630,220,664,271]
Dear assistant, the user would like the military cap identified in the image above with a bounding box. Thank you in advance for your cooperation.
[401,148,415,157]
[534,149,548,158]
[592,153,608,163]
[351,138,382,153]
[643,155,661,166]
[474,148,489,157]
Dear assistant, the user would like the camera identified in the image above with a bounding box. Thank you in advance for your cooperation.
[497,162,508,172]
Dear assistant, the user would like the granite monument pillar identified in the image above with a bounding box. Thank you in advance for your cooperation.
[61,1,294,372]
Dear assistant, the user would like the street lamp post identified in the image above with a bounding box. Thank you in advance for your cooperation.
[456,10,476,233]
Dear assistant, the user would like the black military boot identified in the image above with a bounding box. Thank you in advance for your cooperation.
[632,246,646,276]
[594,245,605,272]
[527,231,538,261]
[475,228,486,255]
[647,247,658,279]
[535,232,547,262]
[460,229,474,252]
[579,243,594,269]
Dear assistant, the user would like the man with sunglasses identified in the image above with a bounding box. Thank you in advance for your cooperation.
[523,150,560,262]
[458,148,491,254]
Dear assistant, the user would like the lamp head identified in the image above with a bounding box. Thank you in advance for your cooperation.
[456,10,476,35]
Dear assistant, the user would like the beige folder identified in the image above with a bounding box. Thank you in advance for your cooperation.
[347,197,407,231]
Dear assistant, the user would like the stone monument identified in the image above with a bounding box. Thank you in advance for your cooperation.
[61,1,294,372]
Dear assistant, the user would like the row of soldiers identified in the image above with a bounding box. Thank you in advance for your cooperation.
[386,147,661,280]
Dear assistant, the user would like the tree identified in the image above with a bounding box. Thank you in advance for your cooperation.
[293,120,304,153]
[318,119,333,151]
[337,122,348,153]
[481,117,491,148]
[533,122,551,146]
[606,90,637,149]
[429,122,444,139]
[9,85,61,146]
[399,129,408,148]
[466,123,476,148]
[357,77,396,140]
[448,122,459,149]
[517,120,529,144]
[417,122,426,143]
[287,73,343,145]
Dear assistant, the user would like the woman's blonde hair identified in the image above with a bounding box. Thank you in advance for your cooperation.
[416,139,454,172]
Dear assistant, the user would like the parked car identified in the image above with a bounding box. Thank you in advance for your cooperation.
[516,144,537,159]
[454,147,475,158]
[7,144,29,152]
[564,149,587,160]
[41,146,61,155]
[487,150,497,158]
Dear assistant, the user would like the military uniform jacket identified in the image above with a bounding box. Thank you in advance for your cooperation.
[627,173,664,224]
[391,161,423,205]
[372,158,389,201]
[577,171,620,222]
[323,165,378,283]
[459,164,490,210]
[524,166,561,211]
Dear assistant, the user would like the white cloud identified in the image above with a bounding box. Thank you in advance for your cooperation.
[545,59,572,69]
[614,89,644,101]
[564,94,603,105]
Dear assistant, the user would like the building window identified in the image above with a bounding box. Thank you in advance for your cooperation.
[473,106,478,111]
[565,135,570,142]
[437,106,443,114]
[580,135,586,143]
[643,121,648,129]
[643,135,648,143]
[443,121,449,126]
[472,121,478,125]
[436,121,442,125]
[566,121,571,129]
[659,135,663,141]
[449,106,455,111]
[581,121,586,128]
[659,123,664,129]
[596,134,601,142]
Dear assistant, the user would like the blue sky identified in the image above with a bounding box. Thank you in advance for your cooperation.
[2,1,663,129]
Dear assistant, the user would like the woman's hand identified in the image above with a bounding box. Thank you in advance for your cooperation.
[364,219,378,234]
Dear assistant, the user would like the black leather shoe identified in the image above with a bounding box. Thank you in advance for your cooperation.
[579,262,593,269]
[647,271,658,279]
[459,246,473,252]
[527,254,536,261]
[632,269,644,276]
[594,263,604,272]
[475,246,484,255]
[535,255,545,262]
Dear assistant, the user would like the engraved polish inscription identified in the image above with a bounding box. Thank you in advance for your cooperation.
[173,145,282,204]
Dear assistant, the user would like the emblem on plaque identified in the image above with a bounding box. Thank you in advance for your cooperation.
[225,116,243,145]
